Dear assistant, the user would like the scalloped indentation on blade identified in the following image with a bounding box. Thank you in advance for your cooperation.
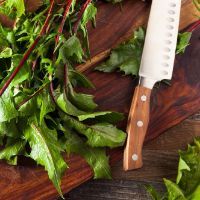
[139,0,181,82]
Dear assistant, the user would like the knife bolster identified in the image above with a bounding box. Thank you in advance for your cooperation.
[140,77,157,89]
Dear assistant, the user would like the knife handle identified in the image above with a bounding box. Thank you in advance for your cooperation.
[123,85,152,171]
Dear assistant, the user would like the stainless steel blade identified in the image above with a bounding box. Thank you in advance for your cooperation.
[139,0,181,89]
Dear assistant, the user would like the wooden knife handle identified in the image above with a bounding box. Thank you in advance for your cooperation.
[123,86,152,171]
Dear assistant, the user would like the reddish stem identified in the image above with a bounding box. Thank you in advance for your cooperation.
[55,0,73,44]
[49,81,57,105]
[73,0,92,33]
[0,0,55,97]
[187,20,200,32]
[16,86,46,109]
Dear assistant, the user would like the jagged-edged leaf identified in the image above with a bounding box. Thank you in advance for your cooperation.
[64,130,111,179]
[57,35,84,63]
[77,111,124,123]
[0,139,26,165]
[95,28,144,76]
[24,119,67,197]
[37,90,55,124]
[68,84,97,111]
[81,3,97,27]
[176,32,192,54]
[178,138,200,196]
[0,88,18,123]
[62,114,126,148]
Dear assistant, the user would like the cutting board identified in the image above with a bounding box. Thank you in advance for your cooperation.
[0,0,200,199]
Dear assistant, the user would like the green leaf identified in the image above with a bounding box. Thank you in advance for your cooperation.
[57,93,86,116]
[77,111,124,124]
[24,119,67,197]
[0,139,26,165]
[62,114,126,148]
[187,184,200,200]
[13,0,25,17]
[37,90,55,124]
[9,54,30,86]
[68,84,97,111]
[178,138,200,196]
[81,3,97,28]
[57,35,84,63]
[164,179,187,200]
[68,69,95,88]
[145,185,162,200]
[0,119,21,138]
[6,0,25,17]
[0,88,18,123]
[95,28,145,76]
[176,32,192,54]
[0,47,12,58]
[64,130,111,179]
[176,157,190,184]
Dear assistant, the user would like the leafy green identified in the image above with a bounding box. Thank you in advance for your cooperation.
[24,119,67,197]
[164,179,187,200]
[77,111,124,123]
[57,35,84,63]
[3,0,25,17]
[95,28,145,75]
[68,84,97,111]
[96,28,191,77]
[57,93,86,116]
[0,88,18,123]
[0,47,12,58]
[64,129,111,179]
[0,139,25,165]
[0,119,21,138]
[148,138,200,200]
[146,185,162,200]
[0,1,127,198]
[176,32,192,54]
[62,114,126,148]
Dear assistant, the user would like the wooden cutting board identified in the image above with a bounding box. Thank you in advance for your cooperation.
[0,1,200,199]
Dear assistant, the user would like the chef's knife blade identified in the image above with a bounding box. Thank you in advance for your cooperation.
[123,0,181,171]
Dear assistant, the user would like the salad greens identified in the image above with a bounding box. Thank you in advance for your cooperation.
[147,138,200,200]
[0,0,127,197]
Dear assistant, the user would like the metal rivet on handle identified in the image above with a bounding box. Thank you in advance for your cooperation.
[141,95,147,102]
[137,121,143,127]
[132,154,138,161]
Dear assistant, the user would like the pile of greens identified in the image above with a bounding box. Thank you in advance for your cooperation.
[0,0,127,197]
[147,138,200,200]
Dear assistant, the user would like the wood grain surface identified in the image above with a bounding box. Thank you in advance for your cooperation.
[0,1,200,199]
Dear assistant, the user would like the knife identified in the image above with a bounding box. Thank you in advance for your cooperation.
[123,0,182,171]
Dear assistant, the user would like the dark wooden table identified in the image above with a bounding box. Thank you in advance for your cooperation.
[65,113,200,199]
